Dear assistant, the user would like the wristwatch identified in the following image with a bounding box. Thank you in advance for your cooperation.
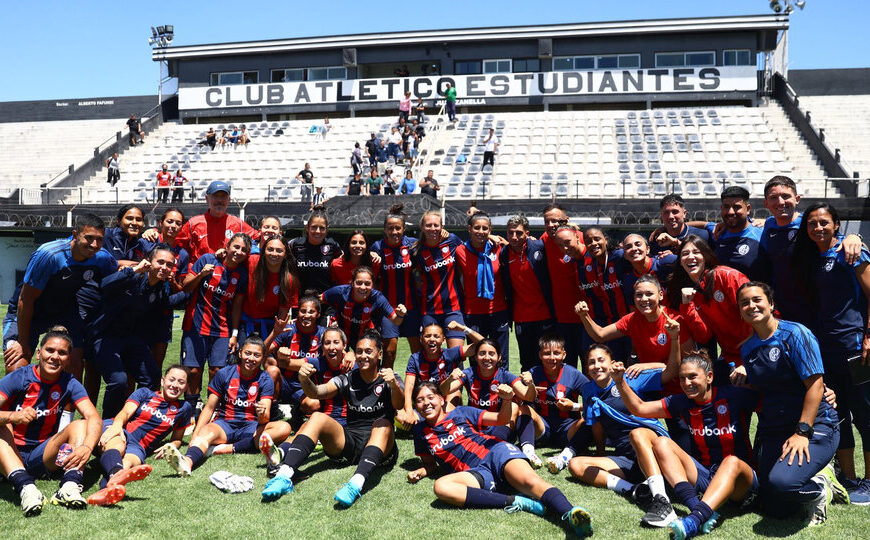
[795,422,814,439]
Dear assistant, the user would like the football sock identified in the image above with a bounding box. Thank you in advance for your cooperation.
[185,446,205,468]
[541,486,573,515]
[516,414,535,447]
[463,487,512,509]
[100,449,124,478]
[647,474,668,500]
[353,445,385,483]
[674,481,700,509]
[8,469,35,494]
[606,473,634,494]
[61,468,84,486]
[281,434,315,471]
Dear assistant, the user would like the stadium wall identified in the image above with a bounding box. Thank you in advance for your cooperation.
[0,95,157,123]
[788,68,870,96]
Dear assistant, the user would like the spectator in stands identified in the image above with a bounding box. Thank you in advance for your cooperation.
[156,164,172,203]
[347,174,364,196]
[126,114,144,145]
[650,194,710,256]
[413,118,425,140]
[296,163,315,203]
[351,142,364,176]
[483,128,498,167]
[441,82,457,122]
[399,169,417,194]
[383,168,397,195]
[415,99,426,124]
[406,131,419,166]
[227,126,239,146]
[217,128,229,149]
[400,125,413,157]
[367,169,384,196]
[203,127,217,150]
[376,140,389,174]
[311,185,325,209]
[387,127,402,161]
[420,170,440,198]
[105,153,120,187]
[399,91,412,124]
[395,64,410,77]
[171,169,188,203]
[320,116,331,138]
[237,125,250,146]
[365,133,379,169]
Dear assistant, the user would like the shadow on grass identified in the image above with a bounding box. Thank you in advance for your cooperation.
[750,515,808,537]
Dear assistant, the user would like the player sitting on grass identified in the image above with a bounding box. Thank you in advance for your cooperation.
[0,327,102,515]
[162,336,291,475]
[406,381,593,538]
[439,339,528,441]
[87,364,193,506]
[261,330,403,508]
[514,332,591,472]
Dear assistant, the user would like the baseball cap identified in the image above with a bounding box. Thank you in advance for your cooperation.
[206,180,231,195]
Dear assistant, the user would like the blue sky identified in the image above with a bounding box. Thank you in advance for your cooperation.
[1,0,866,101]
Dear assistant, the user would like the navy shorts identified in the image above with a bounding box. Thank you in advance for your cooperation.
[469,442,527,492]
[213,419,258,445]
[380,309,422,339]
[691,456,759,506]
[536,417,573,448]
[240,315,275,342]
[20,439,51,478]
[278,374,304,405]
[182,331,229,368]
[101,419,148,462]
[420,311,465,340]
[152,314,174,344]
[609,454,646,483]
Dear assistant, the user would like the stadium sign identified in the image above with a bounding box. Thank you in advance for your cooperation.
[179,66,756,110]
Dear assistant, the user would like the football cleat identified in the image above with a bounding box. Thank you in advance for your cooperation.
[20,484,44,517]
[261,474,294,502]
[107,464,152,486]
[334,482,362,508]
[562,506,593,537]
[50,481,87,510]
[504,495,546,516]
[87,485,126,506]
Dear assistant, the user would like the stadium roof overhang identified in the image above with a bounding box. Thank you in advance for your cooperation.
[152,14,789,61]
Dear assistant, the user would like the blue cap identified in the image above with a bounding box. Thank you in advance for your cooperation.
[206,180,231,195]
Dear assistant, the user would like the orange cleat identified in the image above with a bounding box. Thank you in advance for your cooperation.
[87,485,126,506]
[107,464,153,486]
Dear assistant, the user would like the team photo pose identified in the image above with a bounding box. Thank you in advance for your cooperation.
[162,336,289,474]
[261,331,403,508]
[371,204,422,370]
[407,381,593,538]
[148,208,190,372]
[329,229,380,286]
[617,233,677,304]
[181,233,250,407]
[240,234,298,344]
[90,364,193,505]
[0,328,101,515]
[249,215,283,255]
[288,206,342,324]
[322,266,406,349]
[102,204,149,266]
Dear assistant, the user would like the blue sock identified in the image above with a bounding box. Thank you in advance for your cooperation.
[487,425,512,442]
[283,434,316,469]
[689,501,714,524]
[7,469,35,494]
[541,486,573,516]
[232,437,254,454]
[463,487,512,509]
[61,468,84,486]
[674,481,700,509]
[516,414,535,447]
[185,446,205,468]
[99,449,124,478]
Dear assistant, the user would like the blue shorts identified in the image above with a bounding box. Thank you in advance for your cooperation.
[7,314,86,350]
[152,314,174,344]
[691,456,759,506]
[20,439,51,478]
[240,315,275,342]
[469,442,527,492]
[381,309,422,339]
[278,374,304,405]
[421,311,465,340]
[182,331,229,368]
[609,454,646,483]
[536,417,574,448]
[101,419,148,462]
[212,419,258,445]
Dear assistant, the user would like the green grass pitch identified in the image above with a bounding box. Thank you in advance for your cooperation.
[0,306,865,539]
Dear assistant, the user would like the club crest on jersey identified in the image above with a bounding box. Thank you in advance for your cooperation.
[737,244,750,256]
[788,230,797,241]
[51,391,61,400]
[586,265,592,272]
[610,386,620,398]
[768,347,781,362]
[656,333,667,345]
[225,230,233,239]
[83,270,94,281]
[273,285,280,294]
[534,251,542,261]
[713,290,725,303]
[717,404,728,414]
[488,253,497,262]
[562,255,571,263]
[311,338,318,348]
[169,405,177,412]
[441,246,450,255]
[374,384,383,395]
[321,245,330,255]
[248,386,258,396]
[363,307,371,313]
[438,362,445,370]
[490,383,499,392]
[230,277,238,285]
[401,247,409,256]
[824,259,835,272]
[609,266,615,274]
[556,390,565,399]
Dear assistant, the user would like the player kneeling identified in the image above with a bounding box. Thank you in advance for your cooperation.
[407,381,592,537]
[161,336,291,475]
[262,330,402,508]
[88,365,193,505]
[0,327,102,515]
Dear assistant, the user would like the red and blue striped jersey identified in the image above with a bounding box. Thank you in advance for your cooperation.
[406,346,465,384]
[183,254,248,337]
[454,243,508,315]
[0,366,88,451]
[617,253,677,307]
[576,252,631,326]
[412,406,500,470]
[413,233,463,315]
[208,365,274,423]
[371,236,417,310]
[273,323,325,378]
[329,256,381,287]
[461,366,519,412]
[322,285,395,346]
[662,386,758,468]
[309,356,347,424]
[528,364,588,432]
[123,388,193,453]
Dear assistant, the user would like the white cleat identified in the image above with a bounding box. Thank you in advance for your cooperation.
[162,444,192,477]
[20,484,45,517]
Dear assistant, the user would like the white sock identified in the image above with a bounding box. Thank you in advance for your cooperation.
[647,475,668,500]
[58,410,74,431]
[521,444,536,456]
[606,473,634,494]
[277,465,295,479]
[349,473,365,491]
[558,447,576,462]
